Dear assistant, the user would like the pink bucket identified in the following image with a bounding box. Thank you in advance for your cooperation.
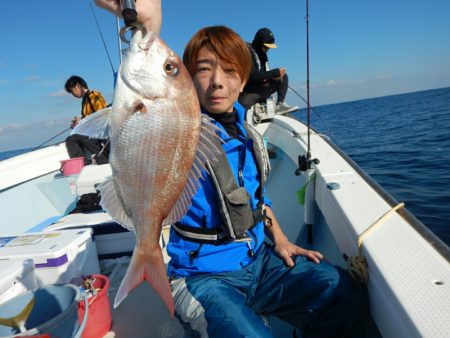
[60,157,85,175]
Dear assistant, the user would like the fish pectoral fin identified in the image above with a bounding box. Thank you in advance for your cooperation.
[163,114,224,225]
[71,106,112,139]
[0,296,35,331]
[99,178,135,231]
[131,100,148,114]
[114,249,174,317]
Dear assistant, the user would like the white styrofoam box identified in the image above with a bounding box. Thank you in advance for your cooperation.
[75,164,112,196]
[95,230,136,257]
[0,259,37,304]
[0,229,100,286]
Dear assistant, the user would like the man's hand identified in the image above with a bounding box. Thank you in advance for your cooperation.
[95,0,162,35]
[273,67,286,81]
[70,116,81,129]
[273,238,323,267]
[263,206,322,267]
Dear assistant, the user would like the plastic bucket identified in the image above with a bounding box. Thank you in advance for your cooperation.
[60,157,85,176]
[0,284,84,338]
[78,275,112,338]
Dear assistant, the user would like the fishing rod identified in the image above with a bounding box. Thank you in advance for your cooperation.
[31,127,71,151]
[295,0,319,176]
[305,0,311,160]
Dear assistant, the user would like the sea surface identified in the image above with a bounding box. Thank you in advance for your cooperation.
[1,87,449,246]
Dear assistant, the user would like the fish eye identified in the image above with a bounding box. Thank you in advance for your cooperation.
[164,61,178,76]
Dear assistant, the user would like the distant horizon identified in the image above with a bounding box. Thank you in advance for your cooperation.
[1,85,448,154]
[312,85,450,109]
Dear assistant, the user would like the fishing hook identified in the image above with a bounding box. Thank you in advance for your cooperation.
[119,24,146,45]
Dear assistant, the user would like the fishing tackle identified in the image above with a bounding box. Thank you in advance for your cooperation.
[119,0,145,44]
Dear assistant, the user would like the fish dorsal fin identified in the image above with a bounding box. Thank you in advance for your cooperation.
[71,106,112,139]
[163,115,223,225]
[99,177,135,231]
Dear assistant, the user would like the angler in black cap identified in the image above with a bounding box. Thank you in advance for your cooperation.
[239,28,297,114]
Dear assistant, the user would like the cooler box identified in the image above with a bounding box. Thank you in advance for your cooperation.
[0,259,37,304]
[0,229,100,286]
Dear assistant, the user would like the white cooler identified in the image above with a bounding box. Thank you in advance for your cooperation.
[0,229,100,286]
[0,259,37,304]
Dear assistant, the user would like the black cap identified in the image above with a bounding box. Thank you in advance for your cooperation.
[253,28,277,48]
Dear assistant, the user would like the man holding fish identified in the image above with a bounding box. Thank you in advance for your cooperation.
[95,1,369,337]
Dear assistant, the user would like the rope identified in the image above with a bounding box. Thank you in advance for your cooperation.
[348,202,405,284]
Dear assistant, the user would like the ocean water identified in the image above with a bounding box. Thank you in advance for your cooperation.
[292,87,450,246]
[1,87,449,246]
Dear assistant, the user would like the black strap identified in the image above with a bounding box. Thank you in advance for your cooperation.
[82,90,96,117]
[172,206,264,245]
[172,223,228,244]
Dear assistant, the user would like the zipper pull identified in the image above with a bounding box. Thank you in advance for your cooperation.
[246,241,254,257]
[238,170,244,186]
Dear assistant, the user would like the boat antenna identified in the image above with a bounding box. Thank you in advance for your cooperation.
[88,0,116,75]
[306,0,311,160]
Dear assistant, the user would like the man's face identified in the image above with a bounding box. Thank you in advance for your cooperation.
[69,84,83,98]
[192,47,245,114]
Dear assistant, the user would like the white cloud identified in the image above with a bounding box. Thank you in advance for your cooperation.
[0,123,25,135]
[377,74,392,80]
[0,118,70,152]
[49,89,69,97]
[325,79,339,86]
[0,79,8,85]
[24,64,37,70]
[24,75,39,81]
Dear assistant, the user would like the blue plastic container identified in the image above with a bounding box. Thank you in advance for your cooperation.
[0,284,86,337]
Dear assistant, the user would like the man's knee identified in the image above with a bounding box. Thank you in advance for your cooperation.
[172,277,272,338]
[239,93,260,110]
[172,278,209,337]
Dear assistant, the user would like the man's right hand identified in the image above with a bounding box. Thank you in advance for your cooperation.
[95,0,162,35]
[70,116,81,129]
[273,68,286,81]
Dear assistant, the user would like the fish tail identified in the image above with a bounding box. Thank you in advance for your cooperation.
[114,249,174,317]
[0,296,35,331]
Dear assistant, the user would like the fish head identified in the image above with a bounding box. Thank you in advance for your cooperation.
[112,28,199,128]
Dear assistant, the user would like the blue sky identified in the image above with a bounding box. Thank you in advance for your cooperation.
[1,0,449,152]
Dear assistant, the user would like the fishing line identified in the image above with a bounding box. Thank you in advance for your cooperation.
[288,84,336,140]
[88,0,116,75]
[31,127,71,151]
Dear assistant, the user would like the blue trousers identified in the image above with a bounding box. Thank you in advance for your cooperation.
[171,244,368,338]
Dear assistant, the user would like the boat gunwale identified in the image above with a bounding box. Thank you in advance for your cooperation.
[284,114,450,264]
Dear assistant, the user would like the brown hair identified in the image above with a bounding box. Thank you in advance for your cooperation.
[183,26,252,84]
